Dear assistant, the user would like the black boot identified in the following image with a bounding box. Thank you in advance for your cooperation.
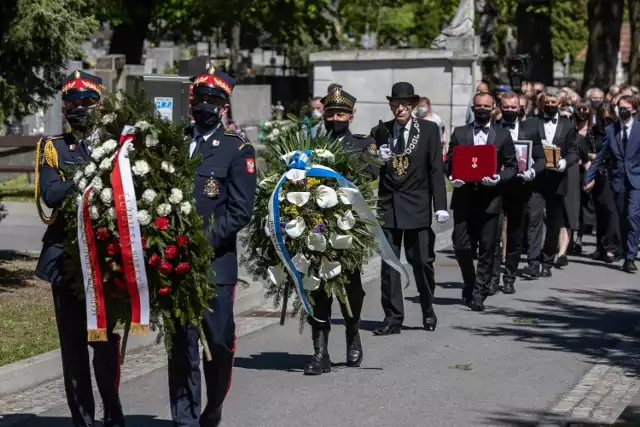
[304,328,331,375]
[345,323,363,367]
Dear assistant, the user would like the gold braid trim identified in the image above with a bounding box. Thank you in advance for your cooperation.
[130,323,149,336]
[34,138,64,225]
[87,329,108,342]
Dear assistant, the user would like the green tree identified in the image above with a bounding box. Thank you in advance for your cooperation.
[0,0,98,123]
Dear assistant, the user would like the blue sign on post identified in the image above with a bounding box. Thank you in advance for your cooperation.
[154,97,174,122]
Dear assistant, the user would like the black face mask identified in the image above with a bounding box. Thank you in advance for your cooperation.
[325,120,349,136]
[65,107,93,132]
[591,100,603,110]
[618,107,633,122]
[473,108,492,125]
[544,105,558,118]
[501,110,519,124]
[575,111,590,122]
[192,103,221,130]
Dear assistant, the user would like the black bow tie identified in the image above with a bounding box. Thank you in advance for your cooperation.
[544,117,558,124]
[474,125,489,134]
[503,122,516,130]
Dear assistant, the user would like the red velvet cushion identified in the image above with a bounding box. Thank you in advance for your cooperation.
[451,145,497,182]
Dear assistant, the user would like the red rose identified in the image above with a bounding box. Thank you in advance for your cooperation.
[177,235,189,247]
[175,262,190,275]
[159,261,173,275]
[148,255,163,267]
[114,277,127,289]
[106,242,121,256]
[96,227,109,241]
[155,217,169,231]
[165,245,178,260]
[141,237,147,249]
[158,287,172,295]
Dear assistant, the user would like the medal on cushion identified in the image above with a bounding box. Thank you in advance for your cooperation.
[203,177,220,198]
[392,155,410,176]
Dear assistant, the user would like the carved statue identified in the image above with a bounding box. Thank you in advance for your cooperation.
[431,0,475,50]
[476,0,498,55]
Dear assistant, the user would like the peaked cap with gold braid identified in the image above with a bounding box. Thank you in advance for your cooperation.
[320,87,356,113]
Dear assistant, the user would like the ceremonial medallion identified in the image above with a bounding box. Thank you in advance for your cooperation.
[472,157,478,169]
[392,155,410,176]
[212,139,220,147]
[368,143,377,155]
[203,177,220,198]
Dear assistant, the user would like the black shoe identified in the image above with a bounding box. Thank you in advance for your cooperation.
[488,278,501,296]
[345,325,363,367]
[571,243,582,255]
[200,405,222,427]
[468,300,485,312]
[104,404,126,427]
[304,329,331,375]
[555,255,569,268]
[622,260,638,273]
[540,267,552,277]
[590,250,604,261]
[373,325,401,336]
[501,282,516,295]
[423,313,438,331]
[520,264,540,279]
[605,253,620,264]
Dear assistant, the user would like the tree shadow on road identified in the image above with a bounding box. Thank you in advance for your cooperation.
[0,414,172,427]
[0,250,42,294]
[234,352,308,372]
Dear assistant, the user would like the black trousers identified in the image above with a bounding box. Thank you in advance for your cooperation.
[169,284,236,427]
[52,284,123,427]
[526,191,546,267]
[308,270,365,331]
[452,208,500,302]
[541,193,566,268]
[380,227,436,326]
[493,196,529,285]
[593,173,621,255]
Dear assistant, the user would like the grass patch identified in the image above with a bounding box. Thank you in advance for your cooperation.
[0,251,58,366]
[448,363,472,371]
[0,174,33,202]
[512,317,539,325]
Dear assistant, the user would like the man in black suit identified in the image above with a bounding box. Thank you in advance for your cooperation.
[520,87,578,278]
[491,92,546,294]
[370,82,449,334]
[444,91,518,312]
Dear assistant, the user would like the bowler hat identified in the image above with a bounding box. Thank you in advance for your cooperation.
[386,82,419,101]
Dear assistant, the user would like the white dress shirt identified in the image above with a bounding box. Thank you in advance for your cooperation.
[190,126,217,158]
[543,113,559,143]
[392,120,412,148]
[473,123,490,146]
[509,121,520,142]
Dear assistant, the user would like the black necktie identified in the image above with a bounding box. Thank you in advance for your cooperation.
[395,128,405,154]
[193,134,205,157]
[503,122,516,130]
[623,125,629,154]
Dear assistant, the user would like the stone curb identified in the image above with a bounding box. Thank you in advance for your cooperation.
[0,279,266,397]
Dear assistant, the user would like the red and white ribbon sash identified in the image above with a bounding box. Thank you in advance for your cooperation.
[112,125,150,336]
[78,186,108,341]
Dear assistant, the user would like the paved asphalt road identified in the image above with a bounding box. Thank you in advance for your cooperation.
[1,212,639,427]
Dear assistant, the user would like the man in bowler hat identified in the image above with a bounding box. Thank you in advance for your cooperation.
[370,82,449,334]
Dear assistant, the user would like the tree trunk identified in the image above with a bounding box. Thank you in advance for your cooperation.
[582,0,624,92]
[629,0,640,86]
[229,22,241,75]
[516,0,554,85]
[108,0,156,64]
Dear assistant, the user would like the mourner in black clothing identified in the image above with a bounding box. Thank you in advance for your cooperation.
[371,82,449,334]
[445,91,518,312]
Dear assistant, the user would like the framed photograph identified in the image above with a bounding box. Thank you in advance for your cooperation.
[514,140,533,173]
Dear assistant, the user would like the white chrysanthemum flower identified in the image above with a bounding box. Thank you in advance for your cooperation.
[100,188,113,205]
[271,128,280,137]
[84,162,97,177]
[91,147,105,162]
[137,210,151,226]
[78,178,87,192]
[180,201,192,215]
[102,139,118,153]
[169,188,183,204]
[89,206,100,220]
[135,120,151,131]
[132,160,150,176]
[102,113,116,125]
[157,203,171,217]
[91,176,103,192]
[145,134,159,148]
[73,170,84,184]
[141,189,157,203]
[161,161,175,173]
[107,207,116,219]
[99,158,112,171]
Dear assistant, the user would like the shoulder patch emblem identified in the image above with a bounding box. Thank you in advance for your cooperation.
[246,158,256,174]
[368,143,377,154]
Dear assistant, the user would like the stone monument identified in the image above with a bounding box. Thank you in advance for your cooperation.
[431,0,478,53]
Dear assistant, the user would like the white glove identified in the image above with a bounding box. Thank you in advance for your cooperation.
[435,210,449,223]
[448,176,465,188]
[517,168,536,182]
[377,144,393,162]
[481,174,501,186]
[557,158,567,172]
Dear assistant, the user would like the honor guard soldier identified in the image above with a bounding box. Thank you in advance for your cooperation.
[371,82,449,335]
[34,70,126,427]
[168,66,257,427]
[303,88,378,376]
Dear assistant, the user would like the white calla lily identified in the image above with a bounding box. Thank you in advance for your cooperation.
[292,253,311,275]
[313,149,335,162]
[285,217,305,238]
[337,210,356,231]
[337,187,360,205]
[319,257,342,279]
[316,185,339,209]
[306,233,327,252]
[259,174,278,189]
[285,169,307,182]
[287,192,310,207]
[303,275,322,291]
[330,234,353,250]
[267,264,288,286]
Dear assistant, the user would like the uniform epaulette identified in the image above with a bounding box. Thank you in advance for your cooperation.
[238,141,253,151]
[34,134,67,225]
[353,134,369,139]
[225,131,247,142]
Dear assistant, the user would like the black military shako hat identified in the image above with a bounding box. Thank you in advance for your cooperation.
[58,70,103,100]
[321,87,356,113]
[190,65,236,99]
